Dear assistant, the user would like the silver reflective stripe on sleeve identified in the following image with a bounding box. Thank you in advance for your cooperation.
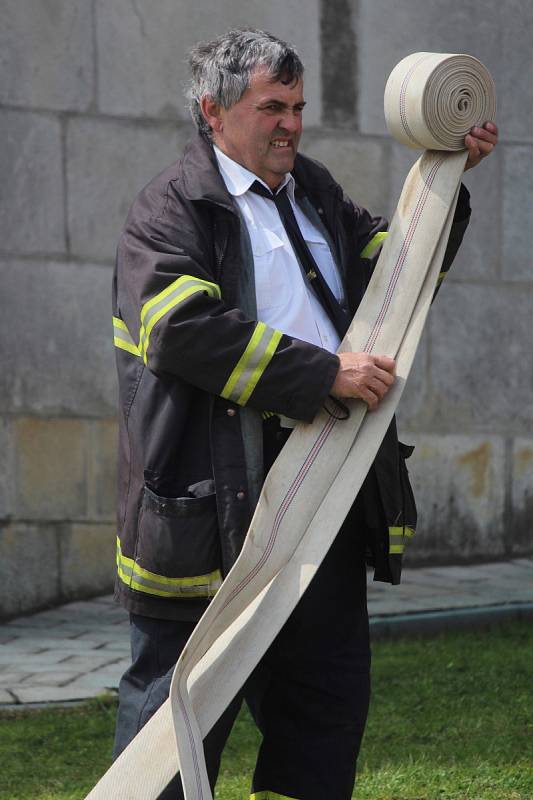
[113,316,142,358]
[139,275,221,362]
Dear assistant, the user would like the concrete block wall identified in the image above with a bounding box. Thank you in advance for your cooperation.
[0,0,530,616]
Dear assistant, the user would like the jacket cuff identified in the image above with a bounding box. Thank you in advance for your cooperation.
[287,350,340,423]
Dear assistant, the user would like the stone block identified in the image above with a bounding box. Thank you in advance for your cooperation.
[59,523,116,599]
[320,0,357,127]
[511,438,533,557]
[0,260,117,416]
[500,1,533,142]
[502,145,533,282]
[87,419,118,520]
[454,147,502,281]
[0,418,15,520]
[15,418,87,519]
[428,283,533,434]
[63,672,122,692]
[389,142,502,282]
[0,524,60,618]
[0,111,64,254]
[357,0,501,136]
[396,328,429,432]
[96,0,321,124]
[301,131,388,215]
[403,434,506,564]
[22,670,85,688]
[0,1,93,111]
[0,672,32,687]
[12,685,101,704]
[66,117,191,261]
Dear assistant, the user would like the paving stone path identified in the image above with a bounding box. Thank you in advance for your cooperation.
[1,559,532,707]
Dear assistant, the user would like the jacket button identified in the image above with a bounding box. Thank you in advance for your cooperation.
[226,408,236,417]
[318,207,324,215]
[236,491,245,501]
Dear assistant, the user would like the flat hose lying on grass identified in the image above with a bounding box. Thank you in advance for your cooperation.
[86,52,496,800]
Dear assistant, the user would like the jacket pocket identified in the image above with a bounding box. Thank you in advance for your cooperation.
[131,479,222,599]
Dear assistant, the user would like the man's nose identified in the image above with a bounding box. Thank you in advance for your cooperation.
[278,112,302,133]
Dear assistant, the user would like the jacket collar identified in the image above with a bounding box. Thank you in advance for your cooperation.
[179,134,237,212]
[179,133,338,211]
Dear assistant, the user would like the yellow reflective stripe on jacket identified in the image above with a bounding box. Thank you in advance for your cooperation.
[388,525,416,554]
[360,231,388,259]
[221,322,283,406]
[113,316,142,358]
[250,792,300,800]
[139,275,221,363]
[437,269,447,286]
[116,538,222,598]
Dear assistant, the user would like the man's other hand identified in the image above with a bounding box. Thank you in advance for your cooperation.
[464,121,498,171]
[331,352,396,410]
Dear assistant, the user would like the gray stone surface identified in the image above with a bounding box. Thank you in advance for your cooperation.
[0,260,116,416]
[0,595,128,702]
[14,418,87,520]
[0,1,93,111]
[66,117,191,261]
[0,418,14,520]
[455,147,502,281]
[320,0,357,127]
[500,1,533,142]
[428,283,533,434]
[357,0,501,136]
[0,111,64,254]
[12,686,103,704]
[87,419,118,519]
[502,145,533,282]
[2,560,533,704]
[302,131,388,215]
[402,434,506,563]
[96,0,321,124]
[0,524,60,618]
[59,524,116,598]
[511,438,533,556]
[396,329,429,432]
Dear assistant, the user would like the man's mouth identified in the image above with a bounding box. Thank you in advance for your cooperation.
[271,139,291,149]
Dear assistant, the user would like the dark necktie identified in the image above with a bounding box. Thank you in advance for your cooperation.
[249,180,350,338]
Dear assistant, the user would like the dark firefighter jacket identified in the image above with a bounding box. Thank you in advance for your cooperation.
[112,134,470,621]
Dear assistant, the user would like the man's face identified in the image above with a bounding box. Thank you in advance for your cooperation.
[213,68,305,190]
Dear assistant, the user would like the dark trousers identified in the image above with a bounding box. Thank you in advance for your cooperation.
[114,423,371,799]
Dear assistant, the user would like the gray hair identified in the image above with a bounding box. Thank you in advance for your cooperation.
[187,29,304,139]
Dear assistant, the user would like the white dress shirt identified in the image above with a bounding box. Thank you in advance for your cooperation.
[214,146,344,354]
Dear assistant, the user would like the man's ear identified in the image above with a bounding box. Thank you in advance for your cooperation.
[200,96,223,134]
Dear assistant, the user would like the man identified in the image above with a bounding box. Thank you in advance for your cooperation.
[112,29,497,799]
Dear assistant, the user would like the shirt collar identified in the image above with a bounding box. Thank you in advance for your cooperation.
[213,146,295,202]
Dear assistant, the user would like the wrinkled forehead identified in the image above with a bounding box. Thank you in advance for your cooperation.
[247,66,304,99]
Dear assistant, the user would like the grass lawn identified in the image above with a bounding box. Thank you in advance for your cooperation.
[1,622,532,799]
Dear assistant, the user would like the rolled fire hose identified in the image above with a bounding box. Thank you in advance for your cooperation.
[87,53,495,799]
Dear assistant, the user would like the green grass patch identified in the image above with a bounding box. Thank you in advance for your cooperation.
[1,623,532,799]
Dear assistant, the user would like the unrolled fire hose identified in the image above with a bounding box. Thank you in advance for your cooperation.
[87,53,495,799]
